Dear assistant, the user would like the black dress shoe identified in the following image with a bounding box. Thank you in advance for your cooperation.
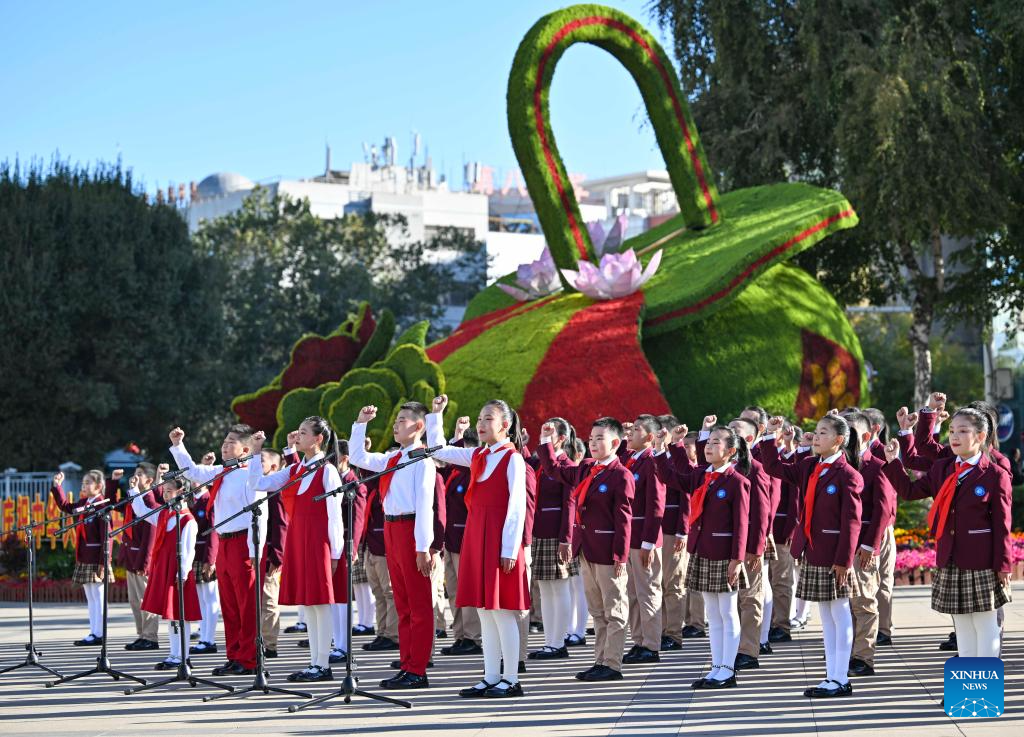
[74,635,103,646]
[391,659,433,669]
[229,664,257,675]
[459,680,496,697]
[876,632,892,646]
[435,628,448,639]
[384,672,429,689]
[528,646,568,660]
[329,650,347,664]
[263,648,278,659]
[564,634,587,647]
[351,624,375,636]
[624,643,642,658]
[484,679,524,697]
[363,636,399,651]
[212,660,239,676]
[767,628,792,643]
[939,633,957,651]
[155,659,181,671]
[759,642,774,655]
[734,654,760,670]
[124,638,143,651]
[704,675,738,689]
[586,627,595,635]
[297,639,309,649]
[575,663,600,680]
[623,647,660,664]
[848,658,875,676]
[284,623,308,633]
[807,681,853,698]
[296,665,334,682]
[190,631,200,641]
[691,677,707,689]
[529,621,544,634]
[137,638,159,650]
[681,625,706,639]
[190,641,218,655]
[441,638,483,656]
[581,664,623,682]
[379,670,406,688]
[661,636,682,651]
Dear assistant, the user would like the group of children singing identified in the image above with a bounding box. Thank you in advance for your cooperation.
[51,390,1013,698]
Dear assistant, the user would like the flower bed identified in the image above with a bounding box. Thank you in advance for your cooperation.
[892,528,1024,586]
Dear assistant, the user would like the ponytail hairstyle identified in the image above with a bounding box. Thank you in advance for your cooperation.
[546,416,577,454]
[966,400,998,450]
[712,425,751,476]
[337,439,350,456]
[83,468,106,496]
[952,407,989,447]
[864,407,889,444]
[844,411,873,454]
[483,399,523,451]
[302,415,332,449]
[818,413,861,470]
[571,438,587,462]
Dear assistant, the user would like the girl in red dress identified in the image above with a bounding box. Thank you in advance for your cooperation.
[128,474,201,670]
[427,394,529,698]
[250,417,344,682]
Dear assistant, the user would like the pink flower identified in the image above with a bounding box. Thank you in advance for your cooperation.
[561,248,661,300]
[586,214,628,257]
[497,247,563,302]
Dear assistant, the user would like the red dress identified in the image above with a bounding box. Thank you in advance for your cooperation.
[142,510,201,621]
[456,449,531,611]
[280,465,336,606]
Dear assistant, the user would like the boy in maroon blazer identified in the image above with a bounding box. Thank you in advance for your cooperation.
[119,465,160,652]
[538,417,634,682]
[621,414,667,665]
[656,414,686,651]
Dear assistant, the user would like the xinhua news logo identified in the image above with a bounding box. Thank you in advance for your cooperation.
[944,657,1004,718]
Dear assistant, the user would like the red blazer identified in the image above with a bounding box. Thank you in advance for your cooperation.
[883,447,1013,573]
[50,481,117,565]
[656,442,693,535]
[760,443,863,568]
[537,443,634,565]
[857,453,897,553]
[908,410,1013,475]
[623,449,666,550]
[526,452,573,543]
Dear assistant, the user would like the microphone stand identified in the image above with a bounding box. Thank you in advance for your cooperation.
[201,456,335,703]
[287,448,443,713]
[0,515,68,680]
[45,502,147,689]
[111,488,233,696]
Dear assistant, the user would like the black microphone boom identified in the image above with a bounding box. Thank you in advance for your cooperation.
[407,445,443,459]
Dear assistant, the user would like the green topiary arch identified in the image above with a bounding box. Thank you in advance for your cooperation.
[507,4,721,272]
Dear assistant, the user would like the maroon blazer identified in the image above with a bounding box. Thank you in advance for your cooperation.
[760,443,863,568]
[857,453,897,553]
[685,465,750,561]
[263,485,288,571]
[187,490,219,568]
[656,442,694,535]
[623,448,666,550]
[51,481,117,565]
[697,436,769,556]
[432,471,446,553]
[444,465,471,553]
[118,480,156,573]
[537,443,634,565]
[340,468,367,551]
[883,448,1013,572]
[869,439,888,463]
[523,463,537,548]
[909,410,1013,474]
[752,442,786,544]
[527,451,573,543]
[361,475,386,557]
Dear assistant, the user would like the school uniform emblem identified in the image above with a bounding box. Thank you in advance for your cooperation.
[597,484,609,493]
[974,486,986,497]
[633,472,640,481]
[716,489,727,499]
[826,484,837,495]
[456,485,464,493]
[197,510,205,518]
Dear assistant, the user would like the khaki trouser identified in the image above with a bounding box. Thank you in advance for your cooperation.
[627,547,663,651]
[660,537,686,642]
[738,555,765,657]
[876,527,896,636]
[582,559,629,671]
[365,551,398,641]
[851,556,882,665]
[683,586,705,629]
[261,566,281,651]
[769,541,796,632]
[127,570,159,641]
[443,551,480,643]
[431,553,446,632]
[529,573,542,624]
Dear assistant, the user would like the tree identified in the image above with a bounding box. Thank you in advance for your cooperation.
[192,187,488,404]
[651,0,1024,406]
[0,159,225,469]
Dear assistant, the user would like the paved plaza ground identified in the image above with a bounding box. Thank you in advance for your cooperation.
[0,585,1020,736]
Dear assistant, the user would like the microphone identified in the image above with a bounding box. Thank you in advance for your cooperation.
[224,452,256,468]
[407,445,444,459]
[160,468,189,481]
[71,497,112,515]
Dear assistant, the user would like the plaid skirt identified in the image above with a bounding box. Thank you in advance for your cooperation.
[532,537,578,580]
[72,562,114,585]
[931,564,1013,615]
[685,554,748,593]
[193,560,217,583]
[764,534,778,561]
[351,553,369,585]
[795,561,850,601]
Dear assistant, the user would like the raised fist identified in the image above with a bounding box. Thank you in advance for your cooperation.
[671,424,689,443]
[927,392,947,411]
[111,469,124,481]
[128,475,139,490]
[251,430,266,452]
[896,406,918,431]
[540,422,556,439]
[53,471,64,487]
[884,438,900,463]
[799,431,814,447]
[432,395,448,413]
[200,452,216,466]
[702,415,717,430]
[357,406,378,424]
[621,421,634,434]
[287,430,300,448]
[157,463,170,477]
[766,416,785,434]
[169,427,185,446]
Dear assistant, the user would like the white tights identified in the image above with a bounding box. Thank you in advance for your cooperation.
[952,611,1001,658]
[818,598,853,687]
[305,604,333,668]
[330,603,350,653]
[477,608,520,686]
[83,583,104,637]
[167,621,183,662]
[197,581,219,644]
[703,591,740,681]
[538,578,572,649]
[760,560,774,644]
[569,574,589,636]
[355,583,375,628]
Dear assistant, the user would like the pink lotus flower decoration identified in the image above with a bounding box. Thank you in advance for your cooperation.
[497,247,564,302]
[586,214,628,257]
[561,248,662,300]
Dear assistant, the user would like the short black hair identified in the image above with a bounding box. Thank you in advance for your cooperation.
[462,428,480,448]
[592,416,624,439]
[136,462,156,480]
[337,439,349,456]
[730,417,758,439]
[657,414,679,431]
[228,423,254,442]
[742,405,768,427]
[398,402,428,422]
[633,414,661,436]
[261,448,283,465]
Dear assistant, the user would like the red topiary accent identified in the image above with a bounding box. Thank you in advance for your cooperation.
[519,291,671,434]
[793,329,861,422]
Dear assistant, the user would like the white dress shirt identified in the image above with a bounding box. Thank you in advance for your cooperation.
[169,443,266,557]
[349,422,436,553]
[426,413,526,560]
[128,488,197,577]
[250,452,345,559]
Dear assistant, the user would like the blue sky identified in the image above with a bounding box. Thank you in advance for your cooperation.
[1,0,673,193]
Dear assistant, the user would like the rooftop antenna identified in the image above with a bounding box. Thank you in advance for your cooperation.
[361,142,370,164]
[325,140,332,179]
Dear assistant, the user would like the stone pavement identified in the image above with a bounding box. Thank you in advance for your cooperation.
[0,585,1020,736]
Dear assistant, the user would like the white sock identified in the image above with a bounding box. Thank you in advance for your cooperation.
[297,605,307,626]
[538,578,571,649]
[705,593,724,680]
[569,574,588,636]
[167,621,182,662]
[331,603,349,652]
[478,609,501,684]
[306,604,332,668]
[198,582,218,643]
[355,583,375,628]
[794,597,809,622]
[760,561,773,644]
[83,583,103,636]
[952,612,980,657]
